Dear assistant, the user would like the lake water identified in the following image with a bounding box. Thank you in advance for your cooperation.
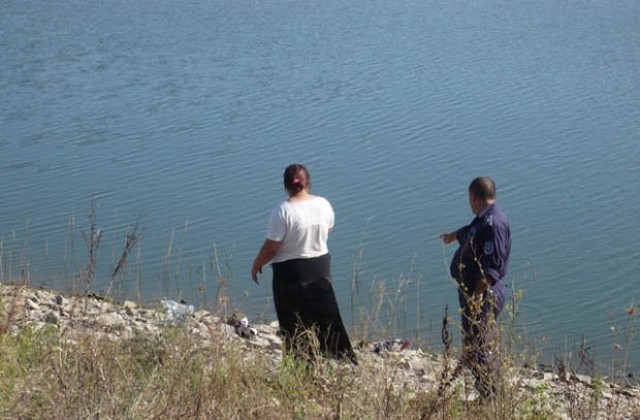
[2,0,638,372]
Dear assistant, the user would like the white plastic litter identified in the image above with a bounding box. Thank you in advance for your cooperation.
[161,299,194,321]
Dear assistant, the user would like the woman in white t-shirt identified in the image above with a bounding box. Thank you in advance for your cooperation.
[251,164,356,363]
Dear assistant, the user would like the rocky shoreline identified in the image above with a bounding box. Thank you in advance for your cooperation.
[1,283,638,419]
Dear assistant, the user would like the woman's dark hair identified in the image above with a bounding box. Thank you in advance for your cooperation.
[283,164,311,195]
[469,176,496,201]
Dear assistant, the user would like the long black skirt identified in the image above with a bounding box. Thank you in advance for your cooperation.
[271,253,356,362]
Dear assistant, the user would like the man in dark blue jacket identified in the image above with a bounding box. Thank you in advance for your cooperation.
[441,176,511,398]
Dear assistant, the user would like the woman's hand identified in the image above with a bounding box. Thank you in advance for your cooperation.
[251,239,282,285]
[251,263,262,284]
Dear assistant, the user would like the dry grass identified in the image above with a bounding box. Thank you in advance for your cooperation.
[0,201,637,419]
[2,285,637,420]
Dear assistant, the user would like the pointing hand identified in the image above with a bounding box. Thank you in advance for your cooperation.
[440,232,456,244]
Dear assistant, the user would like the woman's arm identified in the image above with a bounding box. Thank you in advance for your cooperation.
[251,239,282,284]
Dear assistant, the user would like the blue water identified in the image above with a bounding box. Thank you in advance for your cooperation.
[1,0,639,371]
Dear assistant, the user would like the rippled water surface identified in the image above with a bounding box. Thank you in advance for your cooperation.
[2,0,639,369]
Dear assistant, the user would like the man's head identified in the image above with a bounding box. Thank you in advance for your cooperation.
[468,176,496,215]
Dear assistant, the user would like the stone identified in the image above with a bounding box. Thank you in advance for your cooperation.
[96,312,126,328]
[194,310,211,320]
[571,373,591,385]
[26,299,40,311]
[247,336,272,348]
[532,370,545,380]
[2,283,640,419]
[522,378,543,389]
[143,323,157,333]
[43,312,59,325]
[122,300,137,309]
[620,388,639,397]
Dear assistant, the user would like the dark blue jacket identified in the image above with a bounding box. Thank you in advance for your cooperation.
[450,203,511,292]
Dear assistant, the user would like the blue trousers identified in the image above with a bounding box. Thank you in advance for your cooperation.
[458,280,506,397]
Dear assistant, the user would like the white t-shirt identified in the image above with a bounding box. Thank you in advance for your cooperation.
[267,196,334,263]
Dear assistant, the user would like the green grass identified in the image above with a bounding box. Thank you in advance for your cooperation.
[1,284,638,419]
[0,200,637,419]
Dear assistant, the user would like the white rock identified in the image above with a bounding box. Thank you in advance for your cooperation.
[521,378,544,389]
[621,388,639,397]
[194,310,211,320]
[123,300,137,309]
[26,299,40,311]
[572,373,591,385]
[96,312,125,327]
[143,323,157,333]
[531,370,545,380]
[247,336,272,348]
[222,324,236,337]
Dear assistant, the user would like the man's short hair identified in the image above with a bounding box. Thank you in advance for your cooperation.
[469,177,496,201]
